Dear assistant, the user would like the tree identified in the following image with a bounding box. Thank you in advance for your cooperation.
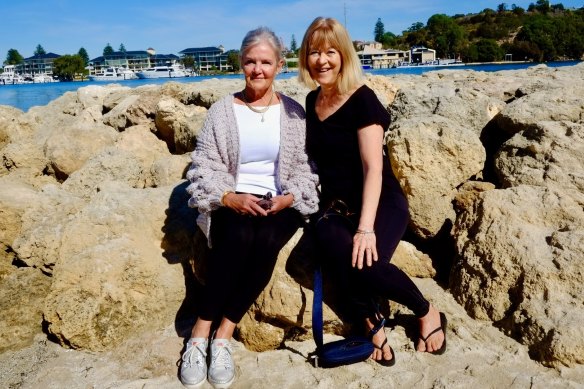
[290,34,298,53]
[52,54,86,81]
[181,55,195,70]
[78,47,89,66]
[374,18,385,42]
[226,51,240,72]
[426,14,467,57]
[535,0,551,13]
[103,43,114,56]
[34,44,46,56]
[474,38,505,61]
[407,22,425,32]
[498,3,508,13]
[5,49,24,65]
[119,43,126,53]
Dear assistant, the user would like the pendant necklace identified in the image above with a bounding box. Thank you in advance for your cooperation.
[242,86,275,122]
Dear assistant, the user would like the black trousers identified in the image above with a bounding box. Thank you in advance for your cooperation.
[197,206,302,323]
[313,200,430,321]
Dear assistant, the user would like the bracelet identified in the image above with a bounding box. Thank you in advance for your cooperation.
[356,229,375,234]
[220,190,235,206]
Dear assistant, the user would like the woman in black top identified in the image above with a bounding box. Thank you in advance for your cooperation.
[299,17,446,365]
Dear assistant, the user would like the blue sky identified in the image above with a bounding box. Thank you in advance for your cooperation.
[1,0,583,60]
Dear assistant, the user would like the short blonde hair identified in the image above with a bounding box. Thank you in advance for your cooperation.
[298,17,364,93]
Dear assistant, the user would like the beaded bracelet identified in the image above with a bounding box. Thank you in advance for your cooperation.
[220,190,235,206]
[356,229,375,234]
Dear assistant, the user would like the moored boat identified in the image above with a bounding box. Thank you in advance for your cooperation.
[89,67,138,81]
[135,64,189,79]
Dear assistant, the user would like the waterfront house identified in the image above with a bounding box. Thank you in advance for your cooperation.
[179,46,230,72]
[357,44,410,69]
[410,46,437,64]
[88,50,182,75]
[20,52,60,76]
[357,43,410,69]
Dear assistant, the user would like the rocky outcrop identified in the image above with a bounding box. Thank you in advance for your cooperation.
[0,62,583,371]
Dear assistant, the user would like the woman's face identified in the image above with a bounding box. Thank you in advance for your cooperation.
[241,42,282,94]
[307,43,342,88]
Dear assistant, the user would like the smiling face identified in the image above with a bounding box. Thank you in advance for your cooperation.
[307,44,342,88]
[241,42,283,98]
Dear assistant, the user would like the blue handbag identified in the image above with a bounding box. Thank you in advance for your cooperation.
[311,266,374,368]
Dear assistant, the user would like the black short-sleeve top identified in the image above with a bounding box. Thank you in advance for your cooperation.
[306,84,408,214]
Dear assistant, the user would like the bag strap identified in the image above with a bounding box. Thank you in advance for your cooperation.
[312,266,324,349]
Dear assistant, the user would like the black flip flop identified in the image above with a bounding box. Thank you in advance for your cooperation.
[419,312,447,355]
[368,314,396,366]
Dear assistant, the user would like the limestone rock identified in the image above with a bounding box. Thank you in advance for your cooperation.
[149,154,191,187]
[61,147,146,198]
[392,241,436,279]
[495,84,584,135]
[388,76,505,136]
[0,178,44,260]
[495,121,584,192]
[0,267,51,353]
[42,183,185,351]
[12,184,86,274]
[154,97,207,154]
[44,121,119,179]
[0,105,24,149]
[387,115,486,238]
[450,185,584,367]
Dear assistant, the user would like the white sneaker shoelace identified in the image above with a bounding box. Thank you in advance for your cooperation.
[211,340,233,370]
[182,339,207,368]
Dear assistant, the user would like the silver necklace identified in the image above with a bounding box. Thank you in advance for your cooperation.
[241,87,275,122]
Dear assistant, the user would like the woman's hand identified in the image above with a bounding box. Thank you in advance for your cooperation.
[352,231,378,269]
[223,193,268,216]
[267,194,294,215]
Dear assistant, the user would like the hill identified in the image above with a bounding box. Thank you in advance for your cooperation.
[376,1,584,62]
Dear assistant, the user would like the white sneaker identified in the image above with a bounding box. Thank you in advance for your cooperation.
[180,337,208,388]
[208,338,235,388]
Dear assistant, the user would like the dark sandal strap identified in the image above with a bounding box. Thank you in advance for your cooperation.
[373,337,388,351]
[368,317,385,337]
[420,325,443,342]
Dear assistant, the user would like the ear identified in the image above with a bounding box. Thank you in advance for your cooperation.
[277,58,285,72]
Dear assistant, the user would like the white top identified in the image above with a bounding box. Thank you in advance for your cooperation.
[233,103,281,195]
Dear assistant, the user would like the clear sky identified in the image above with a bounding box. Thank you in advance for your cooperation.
[1,0,583,60]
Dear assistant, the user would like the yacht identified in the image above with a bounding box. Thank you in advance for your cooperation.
[135,64,189,79]
[89,67,138,81]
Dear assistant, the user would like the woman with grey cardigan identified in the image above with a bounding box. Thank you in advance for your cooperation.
[183,27,318,389]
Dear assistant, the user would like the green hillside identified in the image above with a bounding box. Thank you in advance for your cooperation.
[375,1,584,62]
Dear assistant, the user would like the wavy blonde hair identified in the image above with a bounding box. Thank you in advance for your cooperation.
[298,17,364,94]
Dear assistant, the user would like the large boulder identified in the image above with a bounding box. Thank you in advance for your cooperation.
[44,121,119,179]
[12,184,86,274]
[0,267,51,353]
[42,183,185,351]
[154,97,207,154]
[0,178,44,264]
[388,75,505,136]
[387,115,486,238]
[450,185,584,367]
[495,84,584,136]
[495,121,584,192]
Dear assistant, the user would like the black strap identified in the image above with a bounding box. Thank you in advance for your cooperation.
[312,266,324,348]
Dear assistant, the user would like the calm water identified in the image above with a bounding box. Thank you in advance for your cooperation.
[1,61,581,112]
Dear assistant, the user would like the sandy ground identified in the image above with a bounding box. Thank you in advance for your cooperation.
[1,279,583,389]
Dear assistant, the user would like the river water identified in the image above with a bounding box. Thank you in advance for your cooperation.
[0,61,581,112]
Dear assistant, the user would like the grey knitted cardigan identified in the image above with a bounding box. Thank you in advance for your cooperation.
[186,93,320,246]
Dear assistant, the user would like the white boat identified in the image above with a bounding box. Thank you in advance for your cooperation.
[33,73,58,83]
[135,64,189,79]
[395,59,465,68]
[89,67,138,81]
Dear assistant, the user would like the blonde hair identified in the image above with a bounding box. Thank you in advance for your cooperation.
[298,17,364,93]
